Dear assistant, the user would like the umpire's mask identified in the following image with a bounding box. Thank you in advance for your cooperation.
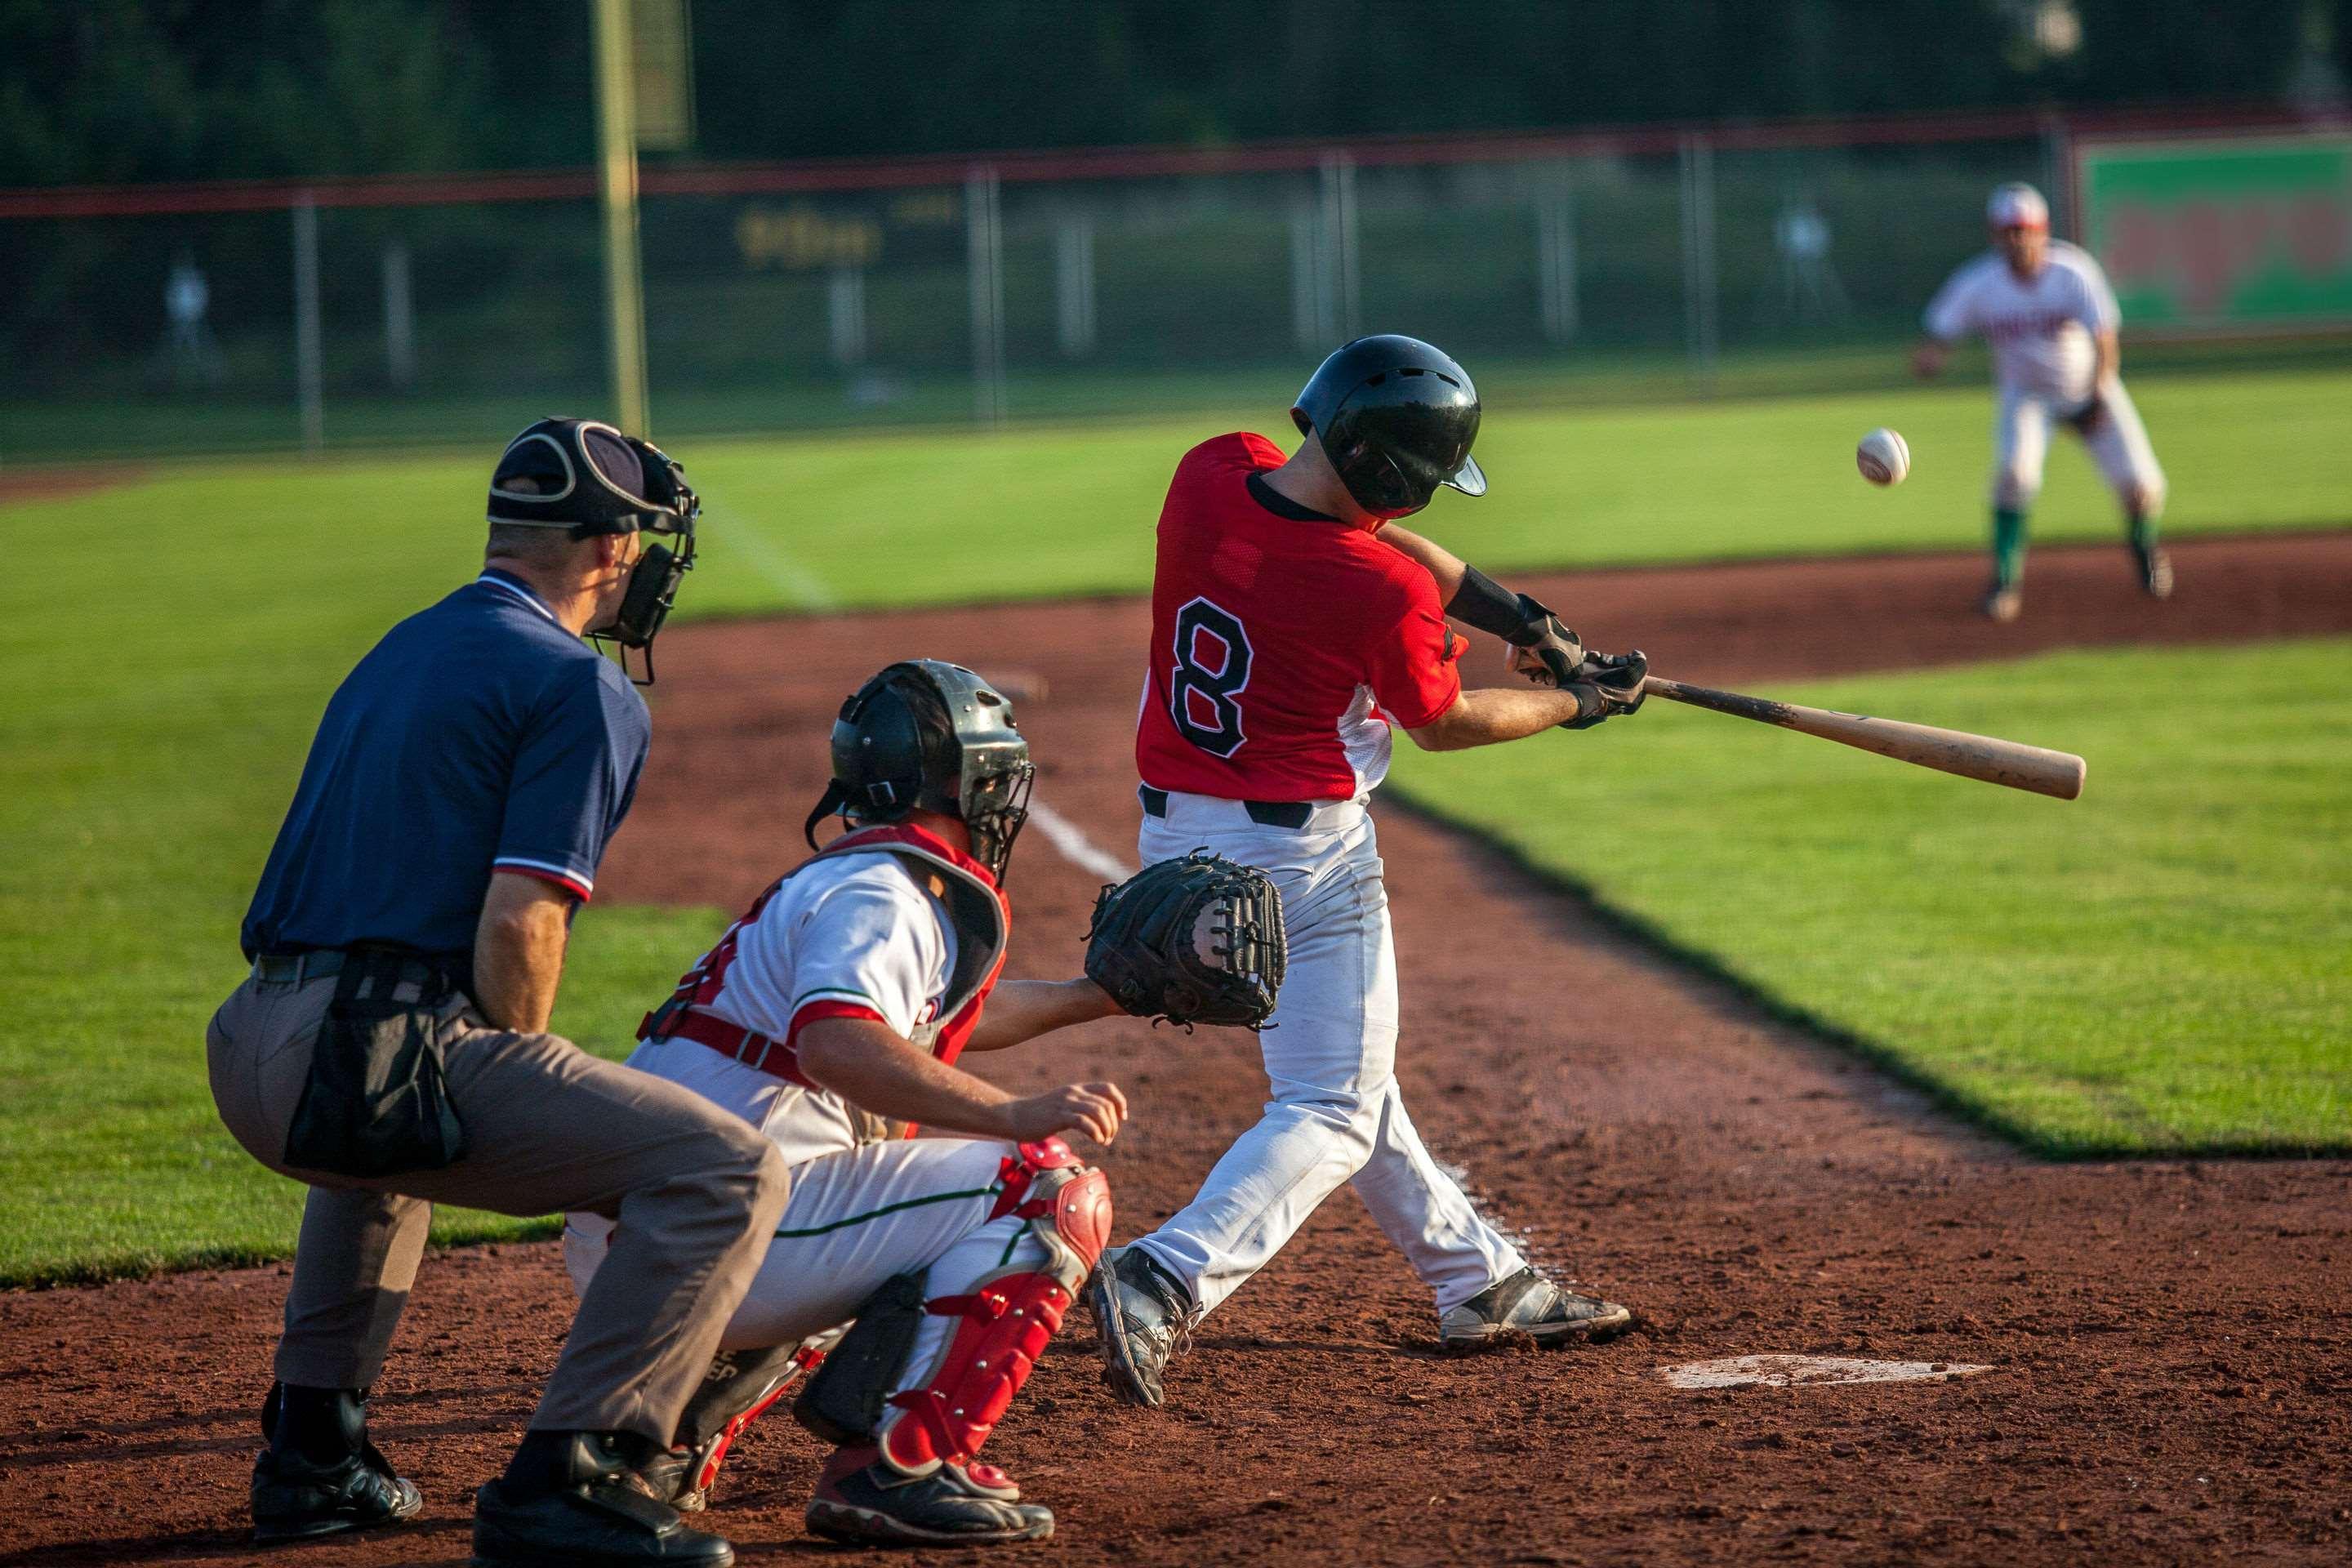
[488,416,700,684]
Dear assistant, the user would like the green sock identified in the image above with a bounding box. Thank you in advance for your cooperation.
[1992,508,2026,587]
[2128,510,2160,554]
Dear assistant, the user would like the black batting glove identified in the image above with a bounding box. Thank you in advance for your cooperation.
[1561,649,1649,730]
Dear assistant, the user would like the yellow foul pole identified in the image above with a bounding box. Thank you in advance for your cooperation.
[591,0,650,435]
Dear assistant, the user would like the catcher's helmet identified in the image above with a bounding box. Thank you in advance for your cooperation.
[804,660,1035,883]
[1290,334,1486,519]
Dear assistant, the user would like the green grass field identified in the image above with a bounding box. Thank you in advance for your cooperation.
[2,359,2345,1282]
[1392,641,2352,1157]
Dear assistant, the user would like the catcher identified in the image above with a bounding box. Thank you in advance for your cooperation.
[563,659,1280,1546]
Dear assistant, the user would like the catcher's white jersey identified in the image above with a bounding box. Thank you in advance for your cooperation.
[1923,241,2119,403]
[609,851,958,1170]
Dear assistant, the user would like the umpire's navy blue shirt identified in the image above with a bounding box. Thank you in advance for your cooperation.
[241,570,652,960]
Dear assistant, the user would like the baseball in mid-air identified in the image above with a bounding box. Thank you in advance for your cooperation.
[1857,426,1911,486]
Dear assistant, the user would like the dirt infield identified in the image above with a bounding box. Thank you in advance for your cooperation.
[5,532,2349,1566]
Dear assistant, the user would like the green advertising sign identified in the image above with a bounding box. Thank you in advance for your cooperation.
[2076,133,2352,329]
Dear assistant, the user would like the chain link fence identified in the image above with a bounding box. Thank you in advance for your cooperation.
[2,113,2285,462]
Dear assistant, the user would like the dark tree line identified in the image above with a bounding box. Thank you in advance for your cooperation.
[1,0,2340,187]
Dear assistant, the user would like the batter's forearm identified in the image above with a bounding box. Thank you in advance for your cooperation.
[1378,524,1468,603]
[964,978,1122,1052]
[797,1016,1020,1137]
[472,873,573,1032]
[1406,686,1588,751]
[2094,327,2119,384]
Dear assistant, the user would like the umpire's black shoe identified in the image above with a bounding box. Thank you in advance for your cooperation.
[250,1383,425,1544]
[806,1446,1054,1546]
[1086,1245,1196,1410]
[1439,1267,1633,1352]
[473,1430,733,1566]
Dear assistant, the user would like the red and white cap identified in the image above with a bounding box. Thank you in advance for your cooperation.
[1986,181,2049,230]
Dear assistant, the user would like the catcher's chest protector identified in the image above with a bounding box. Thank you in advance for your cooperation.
[640,824,1009,1139]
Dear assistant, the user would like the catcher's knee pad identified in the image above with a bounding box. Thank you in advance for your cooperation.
[875,1146,1111,1477]
[794,1272,929,1449]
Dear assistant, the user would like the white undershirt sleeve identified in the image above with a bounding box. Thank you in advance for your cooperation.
[1922,263,1976,341]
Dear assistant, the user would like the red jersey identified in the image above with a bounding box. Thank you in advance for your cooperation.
[1135,434,1463,802]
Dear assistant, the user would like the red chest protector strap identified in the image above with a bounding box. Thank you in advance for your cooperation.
[638,823,1011,1088]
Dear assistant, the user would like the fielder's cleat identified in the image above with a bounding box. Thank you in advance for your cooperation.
[2135,544,2174,599]
[805,1447,1054,1546]
[1980,582,2023,622]
[250,1383,425,1544]
[1439,1267,1633,1353]
[1086,1245,1197,1410]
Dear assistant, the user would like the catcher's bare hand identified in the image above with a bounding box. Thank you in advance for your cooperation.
[1003,1081,1128,1147]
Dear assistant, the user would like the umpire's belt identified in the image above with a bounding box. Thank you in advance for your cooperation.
[1139,786,1312,831]
[252,947,466,993]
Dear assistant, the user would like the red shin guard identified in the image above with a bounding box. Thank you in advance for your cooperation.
[876,1142,1111,1475]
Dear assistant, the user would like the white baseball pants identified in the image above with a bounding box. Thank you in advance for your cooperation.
[1990,379,2167,511]
[567,1136,1047,1389]
[1130,791,1524,1317]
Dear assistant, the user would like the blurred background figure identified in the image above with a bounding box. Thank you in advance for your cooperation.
[1773,195,1849,327]
[159,250,224,390]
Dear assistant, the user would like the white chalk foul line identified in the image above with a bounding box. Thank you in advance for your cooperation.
[1028,799,1134,885]
[1659,1354,1993,1390]
[704,501,837,611]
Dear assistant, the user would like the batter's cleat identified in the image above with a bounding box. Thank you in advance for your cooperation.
[806,1447,1054,1546]
[1086,1245,1197,1410]
[473,1430,733,1566]
[2136,544,2175,599]
[250,1383,425,1544]
[1980,581,2023,622]
[1439,1267,1633,1353]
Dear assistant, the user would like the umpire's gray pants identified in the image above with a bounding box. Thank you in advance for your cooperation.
[207,973,790,1447]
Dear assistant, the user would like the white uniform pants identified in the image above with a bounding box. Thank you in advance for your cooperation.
[1991,379,2166,511]
[1131,792,1523,1317]
[567,1137,1045,1396]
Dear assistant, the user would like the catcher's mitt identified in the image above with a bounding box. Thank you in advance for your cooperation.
[1085,851,1286,1031]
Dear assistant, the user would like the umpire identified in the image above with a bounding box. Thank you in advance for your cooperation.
[207,418,786,1567]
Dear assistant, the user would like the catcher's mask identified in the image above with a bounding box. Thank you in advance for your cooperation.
[487,416,699,684]
[1290,333,1485,521]
[804,660,1036,883]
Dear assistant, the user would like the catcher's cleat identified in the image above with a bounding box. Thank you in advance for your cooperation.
[806,1446,1054,1546]
[1980,581,2023,622]
[2135,544,2174,599]
[1439,1267,1633,1353]
[250,1383,425,1544]
[1086,1244,1197,1410]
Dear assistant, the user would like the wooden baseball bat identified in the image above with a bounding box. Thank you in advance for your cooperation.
[1639,676,2087,800]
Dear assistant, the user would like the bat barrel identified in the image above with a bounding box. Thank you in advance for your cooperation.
[1642,676,2086,800]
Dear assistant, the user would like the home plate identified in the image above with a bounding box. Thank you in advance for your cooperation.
[1659,1355,1992,1390]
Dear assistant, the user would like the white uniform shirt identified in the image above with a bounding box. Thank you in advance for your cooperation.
[620,850,958,1169]
[1922,241,2120,403]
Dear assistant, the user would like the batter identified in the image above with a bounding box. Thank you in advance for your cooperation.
[566,660,1123,1546]
[1088,334,1645,1410]
[1913,181,2172,621]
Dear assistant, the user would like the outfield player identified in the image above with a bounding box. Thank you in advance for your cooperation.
[564,660,1123,1546]
[1914,181,2172,621]
[1089,334,1643,1410]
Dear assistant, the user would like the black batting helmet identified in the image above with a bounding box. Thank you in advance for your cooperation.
[1290,334,1486,519]
[803,660,1036,883]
